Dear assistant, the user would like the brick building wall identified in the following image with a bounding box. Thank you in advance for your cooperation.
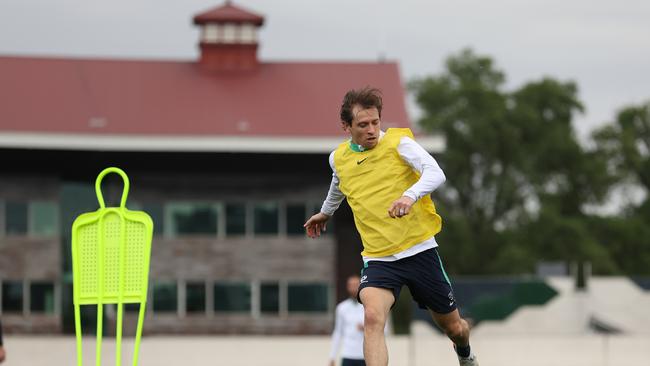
[0,150,349,335]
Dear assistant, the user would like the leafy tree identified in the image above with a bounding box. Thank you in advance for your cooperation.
[592,102,650,195]
[510,80,612,215]
[589,102,650,274]
[584,215,650,274]
[410,49,614,274]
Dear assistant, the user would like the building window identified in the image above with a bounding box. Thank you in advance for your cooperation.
[240,23,256,43]
[214,282,251,312]
[203,24,219,43]
[260,282,279,315]
[225,203,246,236]
[5,201,27,235]
[186,282,206,314]
[286,203,306,236]
[153,282,178,313]
[30,282,55,313]
[3,201,59,237]
[30,201,59,237]
[288,283,328,312]
[253,202,278,235]
[124,303,141,313]
[166,202,218,236]
[143,202,164,236]
[222,23,237,43]
[1,281,23,313]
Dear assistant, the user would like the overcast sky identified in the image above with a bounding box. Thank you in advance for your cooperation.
[1,0,649,141]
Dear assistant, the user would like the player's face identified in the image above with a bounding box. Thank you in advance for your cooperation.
[347,276,360,298]
[343,105,381,149]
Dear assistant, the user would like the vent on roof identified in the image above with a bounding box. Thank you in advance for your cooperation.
[237,120,250,132]
[88,117,107,128]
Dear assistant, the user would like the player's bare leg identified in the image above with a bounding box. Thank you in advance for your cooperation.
[431,309,478,365]
[359,287,394,366]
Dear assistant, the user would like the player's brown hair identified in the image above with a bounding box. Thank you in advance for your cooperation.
[340,87,383,125]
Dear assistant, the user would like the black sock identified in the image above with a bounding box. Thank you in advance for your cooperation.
[455,344,471,358]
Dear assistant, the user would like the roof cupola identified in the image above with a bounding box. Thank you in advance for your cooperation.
[193,1,264,71]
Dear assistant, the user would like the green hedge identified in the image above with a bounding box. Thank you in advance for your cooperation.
[469,280,557,323]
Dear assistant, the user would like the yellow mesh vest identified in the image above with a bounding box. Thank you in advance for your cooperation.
[334,128,442,257]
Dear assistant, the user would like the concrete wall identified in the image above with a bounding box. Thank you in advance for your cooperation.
[109,235,336,335]
[149,236,333,281]
[0,238,60,280]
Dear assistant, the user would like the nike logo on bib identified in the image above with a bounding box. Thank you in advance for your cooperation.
[357,157,368,165]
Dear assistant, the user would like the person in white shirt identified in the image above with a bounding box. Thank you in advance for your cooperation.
[329,275,367,366]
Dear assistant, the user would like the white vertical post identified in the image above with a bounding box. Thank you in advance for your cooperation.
[147,284,154,316]
[251,279,260,319]
[207,280,214,318]
[24,279,30,317]
[279,279,288,319]
[54,280,62,317]
[178,279,186,318]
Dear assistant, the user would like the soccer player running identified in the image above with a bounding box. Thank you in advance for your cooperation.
[305,87,478,366]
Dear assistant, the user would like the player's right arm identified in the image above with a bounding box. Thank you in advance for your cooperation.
[304,212,330,238]
[305,151,344,238]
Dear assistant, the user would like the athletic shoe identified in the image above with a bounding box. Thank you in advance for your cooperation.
[458,353,479,366]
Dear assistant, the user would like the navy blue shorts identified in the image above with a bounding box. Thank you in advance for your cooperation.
[341,359,366,366]
[358,248,457,314]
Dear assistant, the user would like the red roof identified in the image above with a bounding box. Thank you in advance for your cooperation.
[0,56,410,138]
[193,2,264,26]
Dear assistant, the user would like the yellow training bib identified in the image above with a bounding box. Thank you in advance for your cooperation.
[334,128,442,257]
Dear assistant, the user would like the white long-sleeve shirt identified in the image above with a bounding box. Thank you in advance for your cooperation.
[329,298,391,361]
[329,298,365,360]
[320,131,446,262]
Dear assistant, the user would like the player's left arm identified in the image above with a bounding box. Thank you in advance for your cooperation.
[388,136,446,218]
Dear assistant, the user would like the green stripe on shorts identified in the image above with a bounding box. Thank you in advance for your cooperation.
[436,250,452,286]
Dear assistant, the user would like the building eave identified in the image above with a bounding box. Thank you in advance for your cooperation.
[0,132,445,154]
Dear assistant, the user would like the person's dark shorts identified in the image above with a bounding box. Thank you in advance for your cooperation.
[358,247,457,314]
[342,358,366,366]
